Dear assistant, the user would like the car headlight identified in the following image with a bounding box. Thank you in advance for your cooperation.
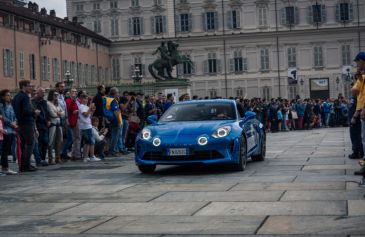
[212,126,231,138]
[197,136,208,146]
[153,138,161,147]
[142,128,152,140]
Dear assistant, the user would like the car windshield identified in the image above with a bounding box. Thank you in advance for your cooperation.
[160,102,236,122]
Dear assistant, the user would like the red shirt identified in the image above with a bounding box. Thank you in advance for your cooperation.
[66,97,79,128]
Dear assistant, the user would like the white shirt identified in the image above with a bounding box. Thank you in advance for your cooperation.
[92,126,105,142]
[78,104,92,130]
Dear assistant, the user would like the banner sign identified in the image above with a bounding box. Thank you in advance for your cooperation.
[310,78,329,91]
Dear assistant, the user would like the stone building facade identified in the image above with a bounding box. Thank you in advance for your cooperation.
[0,0,111,91]
[66,0,364,99]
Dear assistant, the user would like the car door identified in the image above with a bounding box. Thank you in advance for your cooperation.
[242,117,258,155]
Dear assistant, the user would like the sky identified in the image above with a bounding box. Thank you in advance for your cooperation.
[32,0,67,18]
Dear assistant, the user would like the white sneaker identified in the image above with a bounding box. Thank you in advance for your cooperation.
[89,156,101,162]
[3,169,17,175]
[83,158,91,163]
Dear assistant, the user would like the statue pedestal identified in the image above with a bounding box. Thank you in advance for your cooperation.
[155,79,191,99]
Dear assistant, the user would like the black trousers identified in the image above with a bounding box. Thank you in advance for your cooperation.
[1,134,15,169]
[18,124,35,170]
[38,129,48,161]
[350,118,363,156]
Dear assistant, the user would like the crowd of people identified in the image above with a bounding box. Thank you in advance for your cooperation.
[0,51,364,176]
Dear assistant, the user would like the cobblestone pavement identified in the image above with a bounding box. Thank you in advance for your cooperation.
[0,127,364,237]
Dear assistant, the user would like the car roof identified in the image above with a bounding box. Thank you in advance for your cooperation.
[176,99,236,105]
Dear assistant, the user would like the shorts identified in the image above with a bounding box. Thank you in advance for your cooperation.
[81,129,95,145]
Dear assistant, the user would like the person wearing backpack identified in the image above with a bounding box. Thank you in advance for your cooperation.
[103,87,122,156]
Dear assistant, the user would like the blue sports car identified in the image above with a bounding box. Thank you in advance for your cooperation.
[135,99,266,173]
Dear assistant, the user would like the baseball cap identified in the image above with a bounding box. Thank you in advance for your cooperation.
[354,52,365,62]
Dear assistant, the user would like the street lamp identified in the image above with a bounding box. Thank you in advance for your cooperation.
[132,66,143,84]
[64,70,74,89]
[300,78,304,96]
[336,77,340,91]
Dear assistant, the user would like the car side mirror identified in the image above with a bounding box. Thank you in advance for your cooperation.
[244,111,256,119]
[147,115,158,125]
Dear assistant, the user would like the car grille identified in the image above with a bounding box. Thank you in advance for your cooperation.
[141,150,224,161]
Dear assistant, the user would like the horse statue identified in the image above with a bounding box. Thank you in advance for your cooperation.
[148,41,193,81]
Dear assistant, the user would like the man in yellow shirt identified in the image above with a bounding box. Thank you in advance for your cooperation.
[352,52,365,175]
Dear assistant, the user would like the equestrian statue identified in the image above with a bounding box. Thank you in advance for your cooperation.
[148,41,193,81]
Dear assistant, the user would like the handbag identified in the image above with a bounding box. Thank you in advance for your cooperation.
[291,111,298,120]
[129,115,140,124]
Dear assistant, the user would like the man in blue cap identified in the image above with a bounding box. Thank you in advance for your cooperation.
[352,52,365,175]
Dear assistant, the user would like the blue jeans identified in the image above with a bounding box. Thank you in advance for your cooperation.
[361,120,365,160]
[117,119,129,152]
[33,136,42,164]
[61,127,73,157]
[324,113,331,127]
[109,124,122,154]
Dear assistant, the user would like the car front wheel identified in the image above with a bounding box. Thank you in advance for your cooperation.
[233,136,247,171]
[138,165,156,174]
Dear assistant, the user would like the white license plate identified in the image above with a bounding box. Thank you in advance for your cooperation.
[167,148,189,156]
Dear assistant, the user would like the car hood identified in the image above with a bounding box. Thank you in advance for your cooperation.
[149,120,234,137]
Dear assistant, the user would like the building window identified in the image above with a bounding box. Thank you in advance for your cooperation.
[180,0,188,3]
[177,55,194,76]
[203,11,218,31]
[3,49,13,77]
[154,0,162,6]
[93,3,100,10]
[112,58,120,80]
[308,4,326,24]
[281,6,299,26]
[52,58,60,81]
[209,89,217,99]
[128,17,144,35]
[314,46,324,67]
[204,52,221,74]
[63,60,69,75]
[94,18,101,33]
[133,56,145,76]
[262,86,271,101]
[111,17,119,36]
[230,50,247,73]
[342,44,351,66]
[19,51,24,79]
[260,48,269,71]
[228,10,241,29]
[236,87,245,98]
[76,4,83,12]
[287,47,297,68]
[177,13,192,33]
[29,54,35,80]
[288,85,297,100]
[110,1,118,9]
[152,15,166,34]
[41,56,50,81]
[336,2,354,22]
[131,0,139,7]
[258,6,268,27]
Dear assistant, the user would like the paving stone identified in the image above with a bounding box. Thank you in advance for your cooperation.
[0,203,80,216]
[231,181,346,191]
[258,216,365,235]
[195,201,346,216]
[301,169,345,175]
[303,165,358,170]
[0,216,114,234]
[0,192,164,203]
[294,175,362,182]
[55,202,207,216]
[151,191,283,202]
[281,190,365,201]
[123,183,235,192]
[348,200,365,216]
[307,158,345,165]
[86,216,265,235]
[21,185,134,194]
